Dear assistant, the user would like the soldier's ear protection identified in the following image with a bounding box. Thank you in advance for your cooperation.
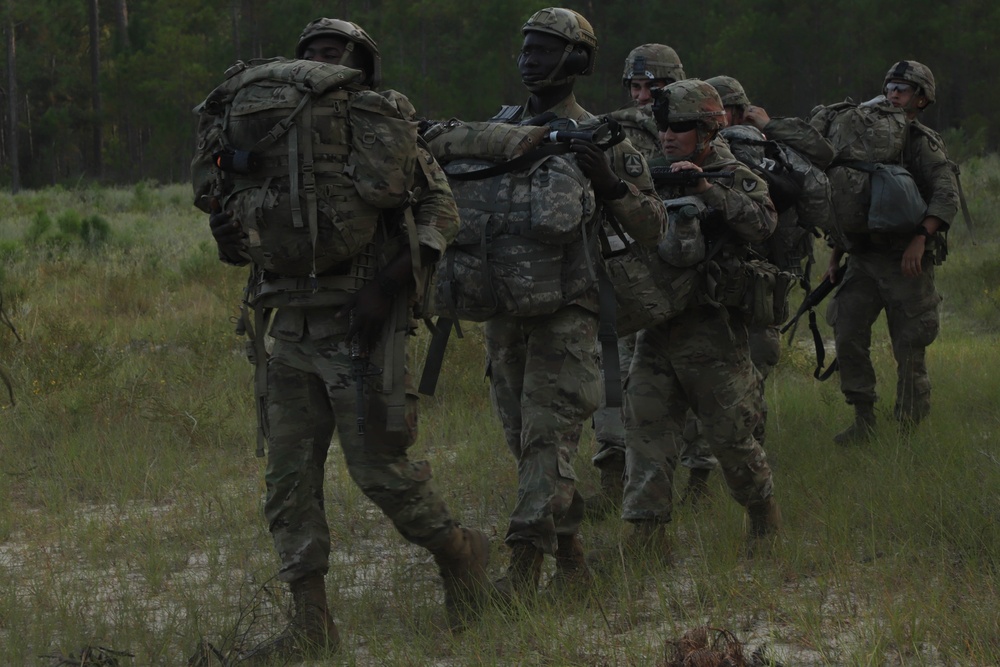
[563,45,590,76]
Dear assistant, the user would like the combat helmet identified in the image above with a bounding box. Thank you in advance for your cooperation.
[522,7,598,75]
[883,60,936,104]
[705,75,750,107]
[296,18,382,88]
[652,79,726,162]
[622,44,685,86]
[719,124,768,165]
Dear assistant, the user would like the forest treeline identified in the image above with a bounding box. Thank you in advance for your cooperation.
[2,0,996,190]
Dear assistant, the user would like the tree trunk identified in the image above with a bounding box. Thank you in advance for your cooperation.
[115,0,130,52]
[89,0,103,179]
[5,1,18,193]
[230,0,241,61]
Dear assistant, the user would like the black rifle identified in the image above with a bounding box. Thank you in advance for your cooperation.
[781,263,848,381]
[780,263,847,335]
[650,168,735,188]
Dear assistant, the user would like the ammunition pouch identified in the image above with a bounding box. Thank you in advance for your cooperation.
[708,257,795,327]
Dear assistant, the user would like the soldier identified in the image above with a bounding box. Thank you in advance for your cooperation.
[621,80,780,556]
[198,18,491,659]
[670,76,837,501]
[486,8,667,602]
[816,61,958,442]
[586,43,686,520]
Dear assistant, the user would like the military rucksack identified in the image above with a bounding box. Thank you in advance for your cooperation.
[811,99,917,238]
[191,57,419,278]
[721,128,832,277]
[422,118,613,322]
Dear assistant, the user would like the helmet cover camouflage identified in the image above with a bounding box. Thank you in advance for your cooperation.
[883,60,935,104]
[705,75,750,107]
[622,44,685,86]
[652,79,727,133]
[522,7,598,75]
[296,18,382,88]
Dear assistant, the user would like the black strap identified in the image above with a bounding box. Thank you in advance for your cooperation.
[808,309,839,381]
[418,317,454,396]
[597,273,622,408]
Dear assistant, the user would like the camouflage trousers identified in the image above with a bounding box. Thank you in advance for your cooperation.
[623,305,774,523]
[264,331,454,584]
[828,249,940,421]
[485,305,601,555]
[679,323,779,468]
[592,333,635,469]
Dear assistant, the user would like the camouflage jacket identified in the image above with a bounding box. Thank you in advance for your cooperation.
[902,120,958,230]
[515,93,667,313]
[270,142,459,341]
[652,149,777,250]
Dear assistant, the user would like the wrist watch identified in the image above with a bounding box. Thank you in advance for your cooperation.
[915,227,932,239]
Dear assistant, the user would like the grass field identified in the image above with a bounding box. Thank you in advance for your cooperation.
[0,163,998,665]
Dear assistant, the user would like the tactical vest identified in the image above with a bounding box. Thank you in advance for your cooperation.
[422,119,602,321]
[191,58,419,278]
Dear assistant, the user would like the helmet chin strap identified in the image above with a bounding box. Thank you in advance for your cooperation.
[522,43,577,92]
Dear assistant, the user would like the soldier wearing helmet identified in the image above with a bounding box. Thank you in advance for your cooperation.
[584,42,686,522]
[296,17,382,88]
[668,77,836,502]
[816,60,959,444]
[883,60,936,116]
[203,17,492,660]
[616,78,781,555]
[623,44,686,107]
[486,8,667,603]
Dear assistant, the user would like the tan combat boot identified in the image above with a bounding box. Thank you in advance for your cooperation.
[833,402,876,445]
[493,541,543,608]
[431,526,492,630]
[583,455,625,520]
[745,496,782,557]
[625,520,674,564]
[681,467,712,507]
[241,573,339,662]
[288,574,340,652]
[547,533,593,595]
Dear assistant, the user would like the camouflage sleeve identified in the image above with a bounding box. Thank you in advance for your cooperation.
[699,163,777,243]
[411,143,460,257]
[764,117,835,169]
[603,138,668,246]
[904,124,959,230]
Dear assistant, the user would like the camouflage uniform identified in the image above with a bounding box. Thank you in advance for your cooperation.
[487,92,666,554]
[265,144,462,582]
[623,146,778,524]
[815,115,957,422]
[681,81,835,466]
